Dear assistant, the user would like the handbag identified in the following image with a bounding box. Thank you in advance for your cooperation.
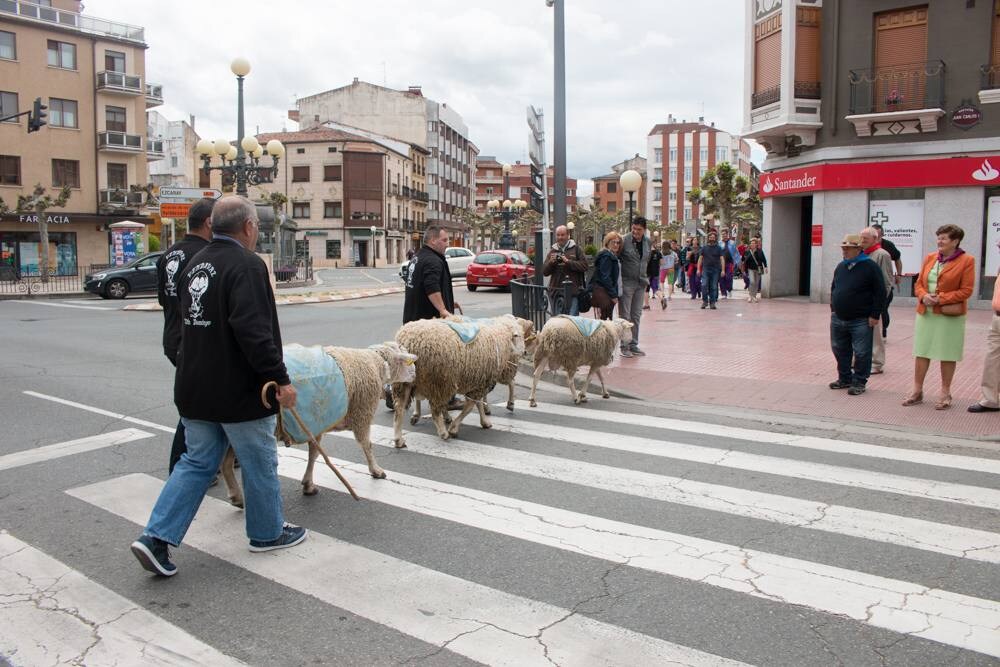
[577,279,592,313]
[939,302,963,316]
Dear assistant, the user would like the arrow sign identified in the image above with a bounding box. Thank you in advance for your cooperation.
[159,187,223,203]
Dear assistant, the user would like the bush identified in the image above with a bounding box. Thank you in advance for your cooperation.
[148,235,160,252]
[584,244,598,256]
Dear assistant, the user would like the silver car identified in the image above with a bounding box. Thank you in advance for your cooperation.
[444,247,475,278]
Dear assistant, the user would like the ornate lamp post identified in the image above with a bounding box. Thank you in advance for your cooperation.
[195,58,285,197]
[487,169,527,250]
[620,169,642,227]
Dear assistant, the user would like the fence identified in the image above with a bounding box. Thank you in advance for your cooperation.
[510,279,573,333]
[0,267,85,296]
[274,257,313,284]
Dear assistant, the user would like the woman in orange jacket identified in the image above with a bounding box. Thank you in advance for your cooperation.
[902,224,976,410]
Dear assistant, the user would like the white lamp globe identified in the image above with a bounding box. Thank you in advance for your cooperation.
[619,169,642,193]
[213,138,231,155]
[196,139,214,156]
[251,145,264,159]
[502,199,512,208]
[230,57,251,77]
[225,145,238,161]
[266,139,284,157]
[241,136,260,153]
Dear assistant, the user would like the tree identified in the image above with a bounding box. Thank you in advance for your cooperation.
[15,184,71,282]
[257,190,289,259]
[687,162,750,238]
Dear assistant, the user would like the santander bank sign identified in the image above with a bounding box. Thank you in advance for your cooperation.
[760,155,1000,197]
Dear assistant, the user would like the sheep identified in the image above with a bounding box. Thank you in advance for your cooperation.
[528,317,634,407]
[221,341,417,507]
[392,315,526,446]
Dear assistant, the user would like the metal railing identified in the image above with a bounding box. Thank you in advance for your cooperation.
[0,266,84,296]
[99,188,144,207]
[96,71,142,94]
[794,80,821,99]
[146,139,165,158]
[274,257,313,283]
[145,83,164,106]
[751,85,781,109]
[510,279,572,334]
[98,131,142,151]
[981,64,1000,91]
[848,60,945,114]
[0,0,145,43]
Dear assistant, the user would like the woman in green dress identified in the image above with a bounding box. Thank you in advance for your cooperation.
[903,224,976,410]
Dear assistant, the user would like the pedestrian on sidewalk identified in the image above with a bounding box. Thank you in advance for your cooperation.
[720,229,740,299]
[687,238,702,301]
[872,223,903,338]
[591,231,623,320]
[698,230,725,310]
[677,237,691,293]
[543,224,588,316]
[659,240,678,308]
[738,237,750,290]
[969,238,1000,413]
[904,224,975,410]
[156,197,215,474]
[643,241,663,310]
[829,234,886,396]
[618,217,651,357]
[742,237,767,303]
[860,227,893,376]
[131,196,306,578]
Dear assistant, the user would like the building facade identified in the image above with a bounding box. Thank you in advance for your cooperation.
[146,110,200,189]
[592,154,648,216]
[0,0,163,274]
[292,80,476,245]
[744,0,1000,305]
[252,125,426,268]
[646,116,752,227]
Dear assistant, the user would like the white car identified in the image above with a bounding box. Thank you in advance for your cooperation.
[444,247,475,278]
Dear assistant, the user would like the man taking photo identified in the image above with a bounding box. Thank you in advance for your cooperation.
[543,224,588,315]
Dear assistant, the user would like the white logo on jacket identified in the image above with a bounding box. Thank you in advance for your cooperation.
[163,252,183,296]
[185,261,217,327]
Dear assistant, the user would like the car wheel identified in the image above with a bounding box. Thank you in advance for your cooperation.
[467,284,477,292]
[105,279,129,299]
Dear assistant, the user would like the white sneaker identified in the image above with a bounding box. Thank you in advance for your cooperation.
[747,296,753,302]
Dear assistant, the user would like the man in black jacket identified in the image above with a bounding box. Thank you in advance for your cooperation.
[403,224,461,323]
[829,234,886,396]
[131,197,304,578]
[156,198,215,474]
[542,224,588,315]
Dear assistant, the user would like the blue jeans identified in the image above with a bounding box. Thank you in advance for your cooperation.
[568,295,579,316]
[830,315,874,386]
[702,269,720,304]
[144,415,284,545]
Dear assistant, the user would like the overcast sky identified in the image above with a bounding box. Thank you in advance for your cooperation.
[88,0,752,195]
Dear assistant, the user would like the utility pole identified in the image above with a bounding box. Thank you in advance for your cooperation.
[549,0,566,231]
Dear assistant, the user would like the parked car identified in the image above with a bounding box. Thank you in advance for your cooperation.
[444,246,475,278]
[83,252,163,299]
[465,250,534,291]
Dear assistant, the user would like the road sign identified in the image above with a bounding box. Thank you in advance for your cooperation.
[526,106,544,141]
[159,203,193,218]
[159,187,222,204]
[528,133,544,170]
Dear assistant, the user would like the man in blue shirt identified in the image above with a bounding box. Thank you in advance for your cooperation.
[720,229,741,299]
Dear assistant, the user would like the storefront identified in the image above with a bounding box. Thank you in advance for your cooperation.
[0,213,151,277]
[761,154,1000,306]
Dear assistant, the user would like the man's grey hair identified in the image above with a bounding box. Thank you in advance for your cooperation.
[210,196,257,235]
[423,224,447,244]
[860,226,879,238]
[555,224,568,235]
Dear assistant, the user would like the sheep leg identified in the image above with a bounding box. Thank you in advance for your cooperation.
[566,368,583,404]
[579,366,598,403]
[220,446,244,509]
[354,423,386,479]
[301,440,319,496]
[594,366,611,399]
[447,399,479,437]
[476,399,494,428]
[529,354,547,408]
[505,382,515,412]
[430,405,451,440]
[409,395,422,426]
[393,384,413,448]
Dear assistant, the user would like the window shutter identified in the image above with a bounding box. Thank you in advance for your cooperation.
[754,14,782,94]
[795,7,821,95]
[874,7,928,111]
[992,0,1000,67]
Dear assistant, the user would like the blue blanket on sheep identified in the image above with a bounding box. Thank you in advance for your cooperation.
[279,344,349,443]
[443,316,482,344]
[557,315,602,338]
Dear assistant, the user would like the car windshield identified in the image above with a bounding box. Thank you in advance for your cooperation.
[474,253,506,265]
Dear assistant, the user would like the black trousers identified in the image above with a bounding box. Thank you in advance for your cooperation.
[167,419,186,474]
[883,290,893,336]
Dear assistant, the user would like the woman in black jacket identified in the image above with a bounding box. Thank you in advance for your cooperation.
[591,231,623,320]
[742,237,768,303]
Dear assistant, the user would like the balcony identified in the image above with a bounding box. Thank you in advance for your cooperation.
[0,0,145,44]
[751,85,781,110]
[96,71,142,96]
[979,65,1000,105]
[744,81,823,156]
[99,188,144,209]
[98,130,142,153]
[145,83,164,108]
[146,139,164,160]
[846,60,946,137]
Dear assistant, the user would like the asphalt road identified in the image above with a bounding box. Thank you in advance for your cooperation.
[1,291,1000,666]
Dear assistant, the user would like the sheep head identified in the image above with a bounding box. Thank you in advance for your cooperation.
[607,318,635,344]
[370,341,418,384]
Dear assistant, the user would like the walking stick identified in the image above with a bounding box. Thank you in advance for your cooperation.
[261,381,360,501]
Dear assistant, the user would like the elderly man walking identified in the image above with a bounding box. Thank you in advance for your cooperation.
[860,227,894,375]
[543,224,588,315]
[130,196,305,577]
[829,234,886,396]
[618,216,651,357]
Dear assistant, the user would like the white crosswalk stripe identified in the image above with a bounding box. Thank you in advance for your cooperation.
[0,428,153,472]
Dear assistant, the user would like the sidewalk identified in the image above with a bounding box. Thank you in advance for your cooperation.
[602,285,1000,441]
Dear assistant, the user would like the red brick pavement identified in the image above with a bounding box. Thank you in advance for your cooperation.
[604,286,1000,440]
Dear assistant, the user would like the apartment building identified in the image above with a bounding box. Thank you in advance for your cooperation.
[292,80,477,245]
[252,125,428,268]
[147,110,201,189]
[591,154,648,216]
[744,0,1000,305]
[646,116,752,227]
[0,0,163,274]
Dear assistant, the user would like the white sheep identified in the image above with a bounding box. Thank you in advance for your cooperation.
[392,315,526,446]
[221,341,416,507]
[528,317,634,407]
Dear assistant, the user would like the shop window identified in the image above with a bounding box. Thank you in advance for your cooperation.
[0,155,20,185]
[326,240,341,259]
[323,165,342,181]
[753,13,782,105]
[868,188,925,299]
[52,159,79,188]
[292,202,310,219]
[292,166,309,182]
[982,188,1000,301]
[47,40,75,69]
[1,230,78,275]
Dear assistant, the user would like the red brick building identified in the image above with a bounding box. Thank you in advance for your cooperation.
[591,154,648,216]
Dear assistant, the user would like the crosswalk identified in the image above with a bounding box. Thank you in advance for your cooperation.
[4,386,1000,665]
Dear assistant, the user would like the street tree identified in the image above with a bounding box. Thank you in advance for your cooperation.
[258,190,289,259]
[687,162,750,238]
[11,184,72,282]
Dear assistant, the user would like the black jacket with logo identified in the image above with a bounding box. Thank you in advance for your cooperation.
[403,245,454,323]
[157,234,209,365]
[174,238,289,423]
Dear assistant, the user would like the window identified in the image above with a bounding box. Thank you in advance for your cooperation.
[52,159,79,188]
[296,147,305,154]
[607,201,617,213]
[684,147,692,162]
[606,182,617,193]
[700,166,708,178]
[669,168,677,180]
[700,148,708,162]
[669,191,677,202]
[669,147,677,162]
[323,201,342,218]
[0,91,16,123]
[795,7,821,95]
[0,155,20,185]
[654,187,662,199]
[684,167,692,182]
[717,147,728,162]
[326,240,341,259]
[323,165,342,181]
[105,106,126,133]
[873,6,928,112]
[654,148,663,162]
[0,31,15,60]
[105,50,125,73]
[292,166,310,182]
[292,202,310,218]
[170,156,178,168]
[684,207,691,219]
[47,40,76,69]
[107,163,127,189]
[754,12,782,99]
[49,99,77,128]
[328,146,337,153]
[199,168,210,188]
[654,167,663,179]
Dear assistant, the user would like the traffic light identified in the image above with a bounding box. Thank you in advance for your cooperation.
[28,97,46,133]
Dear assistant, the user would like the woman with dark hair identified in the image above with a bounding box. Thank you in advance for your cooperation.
[902,224,976,410]
[591,231,623,320]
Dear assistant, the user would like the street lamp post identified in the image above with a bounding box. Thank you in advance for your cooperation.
[497,163,516,250]
[620,169,642,228]
[370,225,377,268]
[196,58,284,198]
